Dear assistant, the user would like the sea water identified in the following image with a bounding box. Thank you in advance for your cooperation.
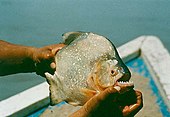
[0,0,170,100]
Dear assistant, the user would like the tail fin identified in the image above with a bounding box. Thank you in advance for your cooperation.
[45,72,66,105]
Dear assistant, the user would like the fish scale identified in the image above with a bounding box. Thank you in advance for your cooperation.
[45,32,131,106]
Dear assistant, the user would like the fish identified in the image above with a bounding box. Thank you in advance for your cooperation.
[45,32,132,106]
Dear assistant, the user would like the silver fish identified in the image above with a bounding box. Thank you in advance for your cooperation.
[45,32,131,106]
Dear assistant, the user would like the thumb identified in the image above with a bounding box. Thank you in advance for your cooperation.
[97,86,120,101]
[51,44,65,55]
[86,86,119,109]
[83,87,122,116]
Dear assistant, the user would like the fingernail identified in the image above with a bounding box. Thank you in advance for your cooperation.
[114,86,121,91]
[50,62,56,69]
[46,54,50,57]
[52,48,62,55]
[52,49,56,55]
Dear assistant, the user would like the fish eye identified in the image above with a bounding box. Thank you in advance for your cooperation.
[111,70,115,74]
[110,69,118,76]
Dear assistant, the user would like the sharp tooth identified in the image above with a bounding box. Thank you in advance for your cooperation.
[129,81,133,84]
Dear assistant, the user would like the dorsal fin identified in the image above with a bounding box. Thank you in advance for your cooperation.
[62,31,85,45]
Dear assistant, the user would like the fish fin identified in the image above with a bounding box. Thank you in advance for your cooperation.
[94,74,107,91]
[87,75,98,90]
[45,72,54,85]
[80,88,97,98]
[67,101,81,106]
[62,31,85,45]
[45,72,66,106]
[80,88,97,104]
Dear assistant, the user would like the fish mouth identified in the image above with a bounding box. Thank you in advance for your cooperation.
[113,75,134,94]
[114,80,134,94]
[113,65,132,83]
[115,80,134,87]
[117,73,130,82]
[114,72,134,90]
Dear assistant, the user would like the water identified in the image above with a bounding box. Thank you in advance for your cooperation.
[0,0,170,100]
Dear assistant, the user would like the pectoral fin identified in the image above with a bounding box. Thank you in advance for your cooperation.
[80,88,97,105]
[45,72,66,106]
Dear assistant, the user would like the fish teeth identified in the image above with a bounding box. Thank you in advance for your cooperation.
[118,81,134,85]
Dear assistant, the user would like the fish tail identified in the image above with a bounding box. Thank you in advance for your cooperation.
[45,72,66,105]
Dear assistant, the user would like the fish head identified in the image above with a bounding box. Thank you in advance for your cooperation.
[113,45,131,82]
[88,48,131,91]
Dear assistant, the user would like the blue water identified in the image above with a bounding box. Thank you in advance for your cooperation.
[0,0,170,48]
[0,0,170,101]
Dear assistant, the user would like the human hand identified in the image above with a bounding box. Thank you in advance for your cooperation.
[118,90,143,117]
[70,85,143,117]
[32,43,65,77]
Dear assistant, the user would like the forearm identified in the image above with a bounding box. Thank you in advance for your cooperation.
[69,107,88,117]
[0,40,36,76]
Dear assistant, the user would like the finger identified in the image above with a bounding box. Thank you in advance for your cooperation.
[87,87,119,108]
[42,44,65,59]
[47,44,65,61]
[38,50,54,60]
[51,44,65,55]
[48,43,65,48]
[83,87,124,117]
[98,86,120,101]
[83,87,119,113]
[123,91,143,117]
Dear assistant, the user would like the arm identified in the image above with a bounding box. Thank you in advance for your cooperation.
[0,40,36,75]
[0,40,65,76]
